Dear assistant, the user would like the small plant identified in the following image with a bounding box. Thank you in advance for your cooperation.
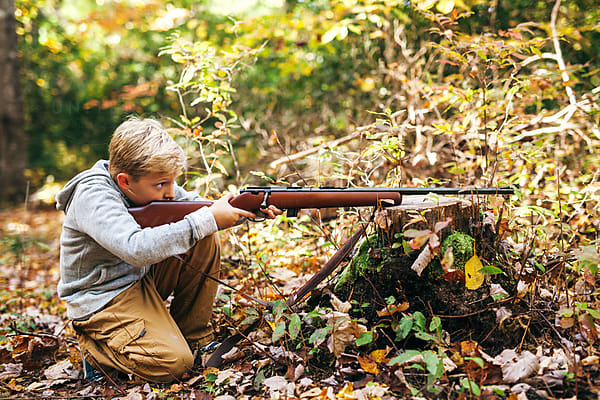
[392,311,442,344]
[388,347,446,395]
[160,32,265,194]
[558,302,600,342]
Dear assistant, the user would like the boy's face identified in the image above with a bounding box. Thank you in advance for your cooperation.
[116,171,179,205]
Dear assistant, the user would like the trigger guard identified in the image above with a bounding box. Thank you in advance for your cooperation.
[251,210,269,221]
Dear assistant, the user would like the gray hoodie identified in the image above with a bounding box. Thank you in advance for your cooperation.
[55,160,218,320]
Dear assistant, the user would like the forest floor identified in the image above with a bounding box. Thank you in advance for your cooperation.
[0,206,599,399]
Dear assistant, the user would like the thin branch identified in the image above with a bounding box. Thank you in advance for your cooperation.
[269,125,382,170]
[7,324,77,345]
[550,0,577,107]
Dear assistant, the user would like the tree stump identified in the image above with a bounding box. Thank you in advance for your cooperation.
[329,195,520,351]
[387,195,476,237]
[334,195,478,296]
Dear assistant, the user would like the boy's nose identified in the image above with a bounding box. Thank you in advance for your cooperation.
[163,185,175,200]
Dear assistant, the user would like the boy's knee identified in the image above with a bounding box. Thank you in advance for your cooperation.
[133,346,194,383]
[189,232,220,261]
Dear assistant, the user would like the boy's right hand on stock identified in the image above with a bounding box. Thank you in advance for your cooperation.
[208,193,256,229]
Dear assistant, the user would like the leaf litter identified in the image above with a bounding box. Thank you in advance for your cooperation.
[0,208,599,399]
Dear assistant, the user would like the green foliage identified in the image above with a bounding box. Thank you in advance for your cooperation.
[159,31,264,192]
[441,232,474,271]
[576,246,600,276]
[17,0,185,184]
[392,311,442,344]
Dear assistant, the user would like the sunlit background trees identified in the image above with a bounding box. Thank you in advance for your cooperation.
[3,0,599,217]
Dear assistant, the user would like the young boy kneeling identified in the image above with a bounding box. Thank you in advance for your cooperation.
[56,117,280,382]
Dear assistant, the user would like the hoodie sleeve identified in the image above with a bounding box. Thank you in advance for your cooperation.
[68,180,218,267]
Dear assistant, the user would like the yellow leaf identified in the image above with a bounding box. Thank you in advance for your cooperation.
[465,254,484,290]
[337,382,355,398]
[436,0,455,14]
[203,367,218,378]
[322,25,339,44]
[266,319,276,331]
[371,348,391,363]
[418,0,437,10]
[358,355,379,374]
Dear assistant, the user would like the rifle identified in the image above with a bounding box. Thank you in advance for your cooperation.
[128,186,515,228]
[128,185,514,368]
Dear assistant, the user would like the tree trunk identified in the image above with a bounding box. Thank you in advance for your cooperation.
[0,0,27,205]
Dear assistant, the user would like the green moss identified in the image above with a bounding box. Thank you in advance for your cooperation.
[440,232,474,271]
[334,234,383,293]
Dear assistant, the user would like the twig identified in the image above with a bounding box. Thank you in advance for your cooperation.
[556,165,565,255]
[226,130,241,186]
[271,129,310,186]
[378,327,399,352]
[84,352,126,394]
[437,296,517,319]
[23,180,30,212]
[509,123,581,142]
[533,308,564,341]
[518,316,531,351]
[222,316,281,366]
[480,324,497,344]
[494,202,505,246]
[269,125,391,170]
[513,226,535,299]
[253,254,287,303]
[7,325,77,344]
[362,275,387,309]
[550,0,577,107]
[269,128,363,170]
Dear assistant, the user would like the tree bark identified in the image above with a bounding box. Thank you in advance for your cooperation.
[387,195,475,237]
[0,0,27,205]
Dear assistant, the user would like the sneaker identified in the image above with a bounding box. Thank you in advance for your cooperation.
[80,351,103,382]
[191,341,221,368]
[197,341,220,354]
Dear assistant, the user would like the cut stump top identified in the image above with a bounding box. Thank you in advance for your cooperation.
[386,195,478,236]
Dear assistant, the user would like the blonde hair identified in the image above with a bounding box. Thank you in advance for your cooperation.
[108,116,186,180]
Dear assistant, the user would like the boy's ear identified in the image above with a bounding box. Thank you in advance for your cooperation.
[116,172,132,191]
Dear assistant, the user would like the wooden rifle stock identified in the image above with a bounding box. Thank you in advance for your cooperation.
[128,186,514,228]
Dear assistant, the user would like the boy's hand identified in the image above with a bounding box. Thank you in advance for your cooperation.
[209,193,256,229]
[261,205,283,219]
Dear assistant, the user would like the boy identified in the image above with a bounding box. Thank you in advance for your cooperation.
[56,117,280,383]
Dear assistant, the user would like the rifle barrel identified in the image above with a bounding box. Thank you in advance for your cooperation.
[241,186,515,195]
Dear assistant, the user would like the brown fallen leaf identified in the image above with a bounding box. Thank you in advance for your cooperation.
[0,363,23,381]
[43,359,79,381]
[496,349,539,383]
[327,320,367,357]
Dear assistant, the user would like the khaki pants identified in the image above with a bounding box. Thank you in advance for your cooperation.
[73,233,220,383]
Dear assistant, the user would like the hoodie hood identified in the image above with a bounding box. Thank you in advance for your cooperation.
[55,160,123,212]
